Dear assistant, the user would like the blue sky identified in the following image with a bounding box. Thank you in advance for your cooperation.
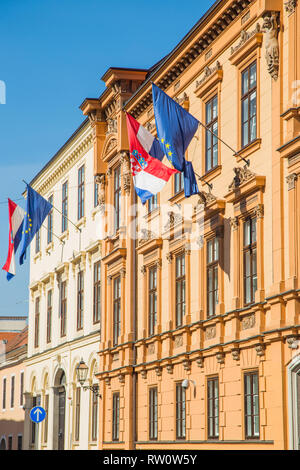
[0,0,215,316]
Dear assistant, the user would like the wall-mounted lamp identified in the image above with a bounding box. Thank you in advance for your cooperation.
[75,358,102,398]
[182,379,196,398]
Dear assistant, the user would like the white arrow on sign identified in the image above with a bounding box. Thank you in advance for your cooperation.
[34,407,42,422]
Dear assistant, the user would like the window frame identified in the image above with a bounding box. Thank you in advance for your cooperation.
[243,216,257,306]
[205,94,218,173]
[46,289,52,343]
[76,270,84,331]
[244,370,260,440]
[75,386,81,441]
[112,392,120,442]
[60,280,67,338]
[175,253,186,327]
[114,165,121,231]
[174,172,184,195]
[93,261,101,324]
[77,165,85,220]
[34,297,40,348]
[207,376,219,440]
[148,266,157,336]
[149,386,158,441]
[113,276,121,346]
[241,61,257,149]
[62,181,68,233]
[175,382,186,440]
[206,237,219,318]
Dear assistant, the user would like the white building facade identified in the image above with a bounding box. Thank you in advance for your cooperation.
[23,119,103,450]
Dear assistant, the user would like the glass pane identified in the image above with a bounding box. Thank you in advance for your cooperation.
[206,101,212,124]
[250,63,257,88]
[250,91,256,117]
[242,69,248,95]
[242,98,248,124]
[212,96,218,119]
[243,122,249,147]
[254,416,259,436]
[250,116,257,142]
[244,220,250,246]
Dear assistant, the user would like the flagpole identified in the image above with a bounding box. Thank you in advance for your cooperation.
[40,223,65,245]
[22,180,82,232]
[195,122,250,167]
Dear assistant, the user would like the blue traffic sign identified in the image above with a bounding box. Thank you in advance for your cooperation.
[30,406,46,423]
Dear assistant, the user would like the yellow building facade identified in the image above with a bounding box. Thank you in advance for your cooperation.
[80,0,300,450]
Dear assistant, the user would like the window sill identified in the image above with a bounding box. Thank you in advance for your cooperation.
[168,189,185,205]
[236,138,261,163]
[33,252,41,264]
[91,205,101,221]
[60,230,69,242]
[201,165,222,184]
[77,217,86,230]
[144,206,160,222]
[45,241,54,255]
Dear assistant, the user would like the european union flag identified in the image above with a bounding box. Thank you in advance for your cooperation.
[152,83,200,197]
[19,184,53,265]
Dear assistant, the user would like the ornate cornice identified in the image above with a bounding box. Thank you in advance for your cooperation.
[230,23,261,56]
[34,126,93,196]
[129,0,252,118]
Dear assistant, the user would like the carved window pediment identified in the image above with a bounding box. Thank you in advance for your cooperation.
[230,24,263,66]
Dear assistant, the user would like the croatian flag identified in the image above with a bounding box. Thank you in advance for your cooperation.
[2,199,25,280]
[126,113,178,204]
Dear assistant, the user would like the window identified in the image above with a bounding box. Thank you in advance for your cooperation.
[11,376,15,408]
[47,195,53,244]
[149,387,158,440]
[148,194,158,212]
[62,181,68,232]
[34,297,40,348]
[114,166,121,231]
[207,238,219,317]
[174,172,184,194]
[113,277,121,346]
[78,165,85,220]
[75,387,81,441]
[207,377,219,439]
[91,385,98,441]
[17,435,22,450]
[20,372,24,406]
[8,436,12,450]
[205,95,218,172]
[60,280,67,337]
[46,290,52,343]
[77,271,84,331]
[176,383,186,439]
[148,266,157,336]
[94,178,99,208]
[244,371,259,439]
[93,261,101,324]
[43,394,49,443]
[35,229,40,254]
[241,62,257,148]
[2,378,6,409]
[112,392,120,441]
[243,217,257,305]
[175,254,185,327]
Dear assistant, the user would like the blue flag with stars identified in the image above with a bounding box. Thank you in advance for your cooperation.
[19,184,53,265]
[152,83,199,197]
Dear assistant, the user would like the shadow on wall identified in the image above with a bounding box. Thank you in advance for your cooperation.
[0,419,24,450]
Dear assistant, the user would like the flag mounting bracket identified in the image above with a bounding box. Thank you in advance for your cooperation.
[196,173,213,191]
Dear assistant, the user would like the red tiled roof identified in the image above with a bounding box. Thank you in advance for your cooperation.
[0,332,19,343]
[5,326,28,353]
